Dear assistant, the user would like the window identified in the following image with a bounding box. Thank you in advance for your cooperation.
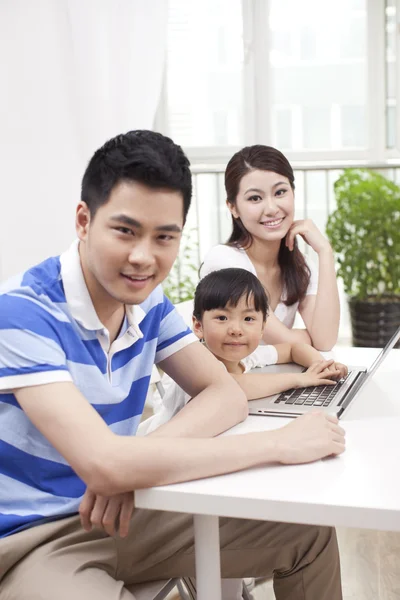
[268,0,367,152]
[159,0,399,162]
[165,0,244,148]
[385,0,398,149]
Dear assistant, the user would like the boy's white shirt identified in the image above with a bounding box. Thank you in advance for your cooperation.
[138,345,278,436]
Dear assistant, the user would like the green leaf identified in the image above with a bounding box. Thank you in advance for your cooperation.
[163,227,199,304]
[326,169,400,300]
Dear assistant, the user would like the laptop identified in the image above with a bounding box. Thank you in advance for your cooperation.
[248,325,400,419]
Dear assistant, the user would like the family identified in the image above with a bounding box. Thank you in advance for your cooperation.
[0,130,346,599]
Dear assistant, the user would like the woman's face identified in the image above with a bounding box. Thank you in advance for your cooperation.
[228,169,295,243]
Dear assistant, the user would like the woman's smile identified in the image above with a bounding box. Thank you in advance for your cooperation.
[260,217,285,229]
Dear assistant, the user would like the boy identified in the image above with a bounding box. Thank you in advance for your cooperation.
[140,267,348,599]
[140,267,347,437]
[0,130,345,600]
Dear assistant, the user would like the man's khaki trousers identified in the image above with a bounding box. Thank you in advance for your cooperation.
[0,509,342,599]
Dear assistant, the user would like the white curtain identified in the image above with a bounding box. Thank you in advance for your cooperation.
[0,0,168,280]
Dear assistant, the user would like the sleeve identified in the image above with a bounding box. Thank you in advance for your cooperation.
[155,294,198,363]
[0,292,72,393]
[243,345,279,371]
[200,244,252,278]
[136,382,191,436]
[305,256,319,296]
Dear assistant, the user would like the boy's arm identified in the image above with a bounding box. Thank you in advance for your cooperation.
[279,343,348,379]
[231,371,305,399]
[231,343,345,400]
[231,361,341,400]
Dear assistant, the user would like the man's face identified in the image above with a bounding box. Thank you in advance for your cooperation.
[76,181,184,307]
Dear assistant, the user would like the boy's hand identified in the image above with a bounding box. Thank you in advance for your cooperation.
[298,359,341,388]
[272,411,346,464]
[316,360,348,382]
[331,361,348,380]
[79,489,134,537]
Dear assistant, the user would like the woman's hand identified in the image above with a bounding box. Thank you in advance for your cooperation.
[286,219,332,254]
[79,489,135,537]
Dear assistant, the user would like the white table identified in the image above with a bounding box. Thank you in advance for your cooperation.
[136,348,400,600]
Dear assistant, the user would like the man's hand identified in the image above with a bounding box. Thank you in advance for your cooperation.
[272,412,346,464]
[79,489,134,537]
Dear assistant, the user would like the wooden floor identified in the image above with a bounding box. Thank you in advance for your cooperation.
[251,528,400,599]
[165,529,400,599]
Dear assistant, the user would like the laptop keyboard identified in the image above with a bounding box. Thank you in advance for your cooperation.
[274,372,352,408]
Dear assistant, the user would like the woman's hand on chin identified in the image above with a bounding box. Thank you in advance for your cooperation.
[286,219,332,255]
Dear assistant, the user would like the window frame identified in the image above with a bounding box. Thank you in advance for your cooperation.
[156,0,400,164]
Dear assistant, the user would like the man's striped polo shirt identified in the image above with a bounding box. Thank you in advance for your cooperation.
[0,240,196,538]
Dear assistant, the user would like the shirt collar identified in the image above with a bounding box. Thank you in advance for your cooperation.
[60,240,145,335]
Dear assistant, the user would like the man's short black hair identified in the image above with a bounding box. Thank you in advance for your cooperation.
[81,130,192,222]
[193,268,269,321]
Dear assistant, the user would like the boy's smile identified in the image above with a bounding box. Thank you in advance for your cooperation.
[193,295,265,373]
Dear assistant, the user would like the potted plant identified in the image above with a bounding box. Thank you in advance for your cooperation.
[163,227,199,305]
[326,168,400,347]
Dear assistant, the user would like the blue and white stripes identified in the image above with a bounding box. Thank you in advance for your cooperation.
[0,242,196,537]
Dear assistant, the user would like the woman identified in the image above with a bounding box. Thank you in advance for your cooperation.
[200,145,340,351]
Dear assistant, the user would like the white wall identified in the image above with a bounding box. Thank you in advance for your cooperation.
[0,0,168,280]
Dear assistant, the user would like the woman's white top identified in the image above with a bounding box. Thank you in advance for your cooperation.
[137,344,278,436]
[200,244,318,328]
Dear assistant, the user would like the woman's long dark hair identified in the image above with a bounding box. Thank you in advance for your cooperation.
[225,145,310,306]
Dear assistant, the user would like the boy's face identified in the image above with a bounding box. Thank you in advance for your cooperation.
[76,180,184,306]
[192,295,265,370]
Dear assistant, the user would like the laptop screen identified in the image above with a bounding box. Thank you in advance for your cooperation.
[366,324,400,379]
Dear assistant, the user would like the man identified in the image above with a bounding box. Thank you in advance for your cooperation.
[0,130,345,599]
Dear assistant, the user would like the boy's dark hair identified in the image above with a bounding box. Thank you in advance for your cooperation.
[193,268,269,321]
[81,130,192,222]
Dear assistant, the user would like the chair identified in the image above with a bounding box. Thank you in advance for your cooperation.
[129,579,179,599]
[130,577,253,599]
[129,577,196,599]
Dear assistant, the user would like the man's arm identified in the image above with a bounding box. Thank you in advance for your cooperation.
[15,380,345,497]
[150,342,247,438]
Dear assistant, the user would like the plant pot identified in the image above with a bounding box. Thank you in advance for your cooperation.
[349,296,400,348]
